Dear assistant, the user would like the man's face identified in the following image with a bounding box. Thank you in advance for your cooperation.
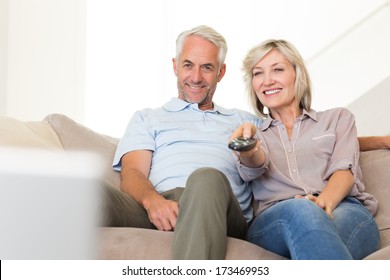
[173,35,226,111]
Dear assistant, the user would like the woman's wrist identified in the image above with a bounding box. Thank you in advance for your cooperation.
[236,145,265,168]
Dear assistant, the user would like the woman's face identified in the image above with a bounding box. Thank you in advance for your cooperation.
[252,49,297,113]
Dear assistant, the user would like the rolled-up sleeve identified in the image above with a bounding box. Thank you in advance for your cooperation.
[324,108,359,179]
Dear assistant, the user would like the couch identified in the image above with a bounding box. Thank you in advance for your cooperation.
[1,113,389,260]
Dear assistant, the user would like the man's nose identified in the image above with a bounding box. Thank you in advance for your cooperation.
[190,67,202,82]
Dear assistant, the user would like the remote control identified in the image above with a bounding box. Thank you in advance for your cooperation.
[228,137,257,152]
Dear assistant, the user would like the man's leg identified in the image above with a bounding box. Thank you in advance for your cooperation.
[101,184,182,229]
[172,167,247,260]
[100,184,155,228]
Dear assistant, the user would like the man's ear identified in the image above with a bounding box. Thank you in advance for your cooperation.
[217,63,226,82]
[172,58,178,76]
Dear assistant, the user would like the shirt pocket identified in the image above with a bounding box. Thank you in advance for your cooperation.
[311,133,336,158]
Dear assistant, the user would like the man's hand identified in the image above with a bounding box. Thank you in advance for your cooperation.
[143,194,179,231]
[120,150,179,231]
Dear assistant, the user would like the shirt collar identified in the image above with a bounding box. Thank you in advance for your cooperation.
[261,108,318,130]
[162,97,234,116]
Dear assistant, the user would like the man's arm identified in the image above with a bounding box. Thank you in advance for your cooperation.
[120,150,179,231]
[358,136,390,152]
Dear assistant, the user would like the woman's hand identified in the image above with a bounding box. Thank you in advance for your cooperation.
[295,194,334,219]
[295,170,354,219]
[230,122,257,141]
[230,122,266,168]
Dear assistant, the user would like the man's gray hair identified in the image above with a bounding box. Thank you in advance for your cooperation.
[176,25,227,69]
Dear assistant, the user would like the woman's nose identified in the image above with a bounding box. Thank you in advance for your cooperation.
[263,72,274,85]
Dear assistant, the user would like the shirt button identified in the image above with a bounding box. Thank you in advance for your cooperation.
[292,169,297,173]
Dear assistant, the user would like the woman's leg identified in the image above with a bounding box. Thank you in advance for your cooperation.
[247,198,352,259]
[332,197,380,259]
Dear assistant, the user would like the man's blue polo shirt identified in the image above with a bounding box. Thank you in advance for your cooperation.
[113,97,262,221]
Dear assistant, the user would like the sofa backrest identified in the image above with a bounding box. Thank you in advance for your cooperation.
[0,115,63,150]
[44,114,121,190]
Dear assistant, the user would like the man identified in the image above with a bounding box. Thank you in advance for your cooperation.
[105,25,262,259]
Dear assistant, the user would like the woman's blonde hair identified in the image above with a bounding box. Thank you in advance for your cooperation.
[242,39,312,118]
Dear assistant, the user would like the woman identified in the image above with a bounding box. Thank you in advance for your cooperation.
[230,39,380,259]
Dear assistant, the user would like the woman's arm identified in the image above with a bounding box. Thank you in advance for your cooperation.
[304,169,354,219]
[303,109,356,218]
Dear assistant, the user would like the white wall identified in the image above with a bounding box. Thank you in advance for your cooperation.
[0,0,87,122]
[348,76,390,136]
[309,3,390,111]
[1,0,389,138]
[85,0,390,137]
[0,0,9,114]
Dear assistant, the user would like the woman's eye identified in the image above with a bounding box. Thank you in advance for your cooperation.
[253,71,262,76]
[274,68,284,72]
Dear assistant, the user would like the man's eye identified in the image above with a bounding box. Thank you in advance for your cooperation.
[183,64,192,68]
[202,65,214,72]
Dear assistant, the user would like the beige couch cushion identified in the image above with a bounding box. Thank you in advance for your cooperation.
[44,114,121,190]
[98,227,286,260]
[360,149,390,248]
[0,115,63,149]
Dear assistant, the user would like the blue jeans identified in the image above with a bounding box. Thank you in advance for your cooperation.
[247,197,380,259]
